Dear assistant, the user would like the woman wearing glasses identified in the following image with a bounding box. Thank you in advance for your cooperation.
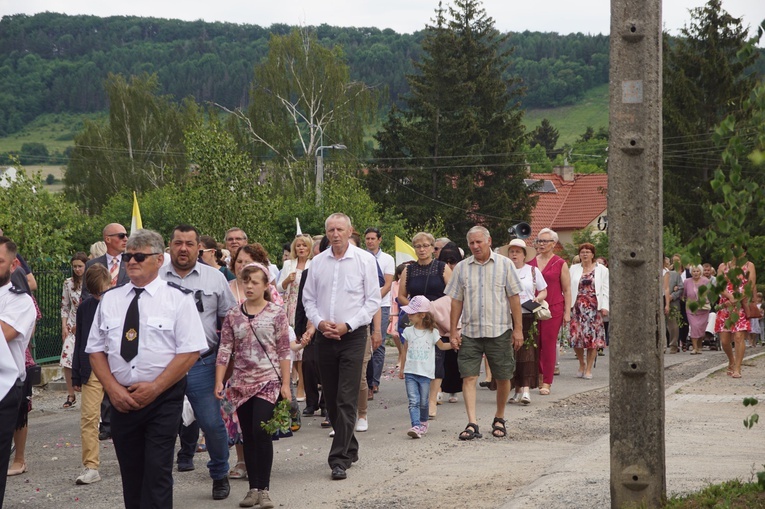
[528,228,571,395]
[398,232,452,417]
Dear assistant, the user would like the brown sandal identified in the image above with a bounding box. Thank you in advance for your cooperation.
[63,395,76,408]
[539,383,551,396]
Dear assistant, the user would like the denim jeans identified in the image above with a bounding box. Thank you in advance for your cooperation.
[367,306,390,389]
[404,373,430,427]
[185,355,229,480]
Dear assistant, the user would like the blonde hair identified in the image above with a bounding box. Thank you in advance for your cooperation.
[290,235,314,260]
[412,232,435,246]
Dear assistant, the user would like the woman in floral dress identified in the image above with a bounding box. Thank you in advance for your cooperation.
[276,235,313,401]
[715,254,757,378]
[568,244,609,380]
[60,252,87,408]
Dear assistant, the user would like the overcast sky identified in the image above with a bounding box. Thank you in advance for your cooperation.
[2,0,763,36]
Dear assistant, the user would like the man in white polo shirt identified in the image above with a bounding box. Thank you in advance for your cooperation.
[87,229,206,509]
[0,236,36,508]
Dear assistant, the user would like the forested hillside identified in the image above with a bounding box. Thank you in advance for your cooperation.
[0,12,616,136]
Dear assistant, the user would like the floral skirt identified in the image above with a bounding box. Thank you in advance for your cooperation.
[60,334,75,369]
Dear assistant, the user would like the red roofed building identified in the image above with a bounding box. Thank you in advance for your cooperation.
[525,166,608,249]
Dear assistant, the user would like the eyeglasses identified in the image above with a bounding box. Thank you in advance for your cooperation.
[413,244,432,249]
[107,233,128,240]
[535,239,554,244]
[123,252,162,263]
[199,248,216,254]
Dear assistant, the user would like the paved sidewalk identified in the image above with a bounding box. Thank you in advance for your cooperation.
[502,351,765,508]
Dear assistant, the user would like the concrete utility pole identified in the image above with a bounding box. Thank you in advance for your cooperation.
[315,143,347,207]
[608,0,666,507]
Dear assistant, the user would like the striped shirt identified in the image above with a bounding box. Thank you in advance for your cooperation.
[445,251,522,338]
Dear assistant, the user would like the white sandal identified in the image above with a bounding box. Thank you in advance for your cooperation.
[229,462,247,479]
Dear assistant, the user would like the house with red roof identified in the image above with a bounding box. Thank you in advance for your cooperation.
[524,166,608,249]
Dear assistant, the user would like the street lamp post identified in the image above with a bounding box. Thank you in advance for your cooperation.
[315,143,347,206]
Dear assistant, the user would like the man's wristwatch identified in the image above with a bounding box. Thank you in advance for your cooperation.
[345,322,352,333]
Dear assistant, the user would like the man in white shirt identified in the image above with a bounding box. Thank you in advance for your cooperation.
[364,227,395,399]
[87,229,206,509]
[0,236,36,507]
[302,213,381,481]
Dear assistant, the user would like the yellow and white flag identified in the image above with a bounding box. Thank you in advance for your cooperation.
[130,192,143,235]
[395,236,416,266]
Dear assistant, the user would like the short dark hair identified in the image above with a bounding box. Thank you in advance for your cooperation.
[364,227,381,238]
[0,236,18,258]
[171,224,200,243]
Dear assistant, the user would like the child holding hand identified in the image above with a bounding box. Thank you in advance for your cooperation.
[401,296,452,439]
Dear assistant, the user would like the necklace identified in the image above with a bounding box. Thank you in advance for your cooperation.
[411,327,428,337]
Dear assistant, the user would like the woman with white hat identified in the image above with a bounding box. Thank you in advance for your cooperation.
[501,239,547,404]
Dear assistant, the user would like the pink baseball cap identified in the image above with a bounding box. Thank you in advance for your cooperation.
[401,295,432,314]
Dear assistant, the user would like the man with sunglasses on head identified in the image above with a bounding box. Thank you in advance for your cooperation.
[86,229,206,509]
[161,224,236,500]
[83,223,130,441]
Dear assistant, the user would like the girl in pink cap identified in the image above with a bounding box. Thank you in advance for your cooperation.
[401,295,452,438]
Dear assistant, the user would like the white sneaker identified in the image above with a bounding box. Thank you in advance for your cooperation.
[75,468,101,485]
[329,429,335,437]
[355,417,368,432]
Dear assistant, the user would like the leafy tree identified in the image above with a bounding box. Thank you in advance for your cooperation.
[223,28,377,195]
[562,226,609,262]
[529,118,559,159]
[689,79,765,318]
[184,122,275,248]
[19,142,49,164]
[370,0,535,241]
[65,73,199,213]
[662,0,760,237]
[0,165,87,262]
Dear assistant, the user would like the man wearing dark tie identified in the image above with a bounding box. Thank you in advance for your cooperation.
[86,229,206,509]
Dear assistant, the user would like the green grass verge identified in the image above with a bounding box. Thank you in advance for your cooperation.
[662,479,765,508]
[523,83,609,146]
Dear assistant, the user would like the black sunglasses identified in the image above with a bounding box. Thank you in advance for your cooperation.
[107,233,128,239]
[123,252,161,263]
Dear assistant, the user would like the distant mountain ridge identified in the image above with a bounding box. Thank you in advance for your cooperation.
[0,12,615,136]
[1,12,761,138]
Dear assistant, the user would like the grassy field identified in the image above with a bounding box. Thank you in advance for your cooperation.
[0,112,102,156]
[0,85,609,166]
[523,83,609,146]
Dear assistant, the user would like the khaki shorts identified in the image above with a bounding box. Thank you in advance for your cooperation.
[457,329,515,380]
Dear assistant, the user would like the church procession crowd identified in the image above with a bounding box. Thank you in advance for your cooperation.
[0,216,761,508]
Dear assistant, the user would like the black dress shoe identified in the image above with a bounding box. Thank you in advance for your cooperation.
[177,461,195,472]
[98,431,111,441]
[320,409,327,417]
[302,406,317,416]
[212,477,230,500]
[330,466,347,480]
